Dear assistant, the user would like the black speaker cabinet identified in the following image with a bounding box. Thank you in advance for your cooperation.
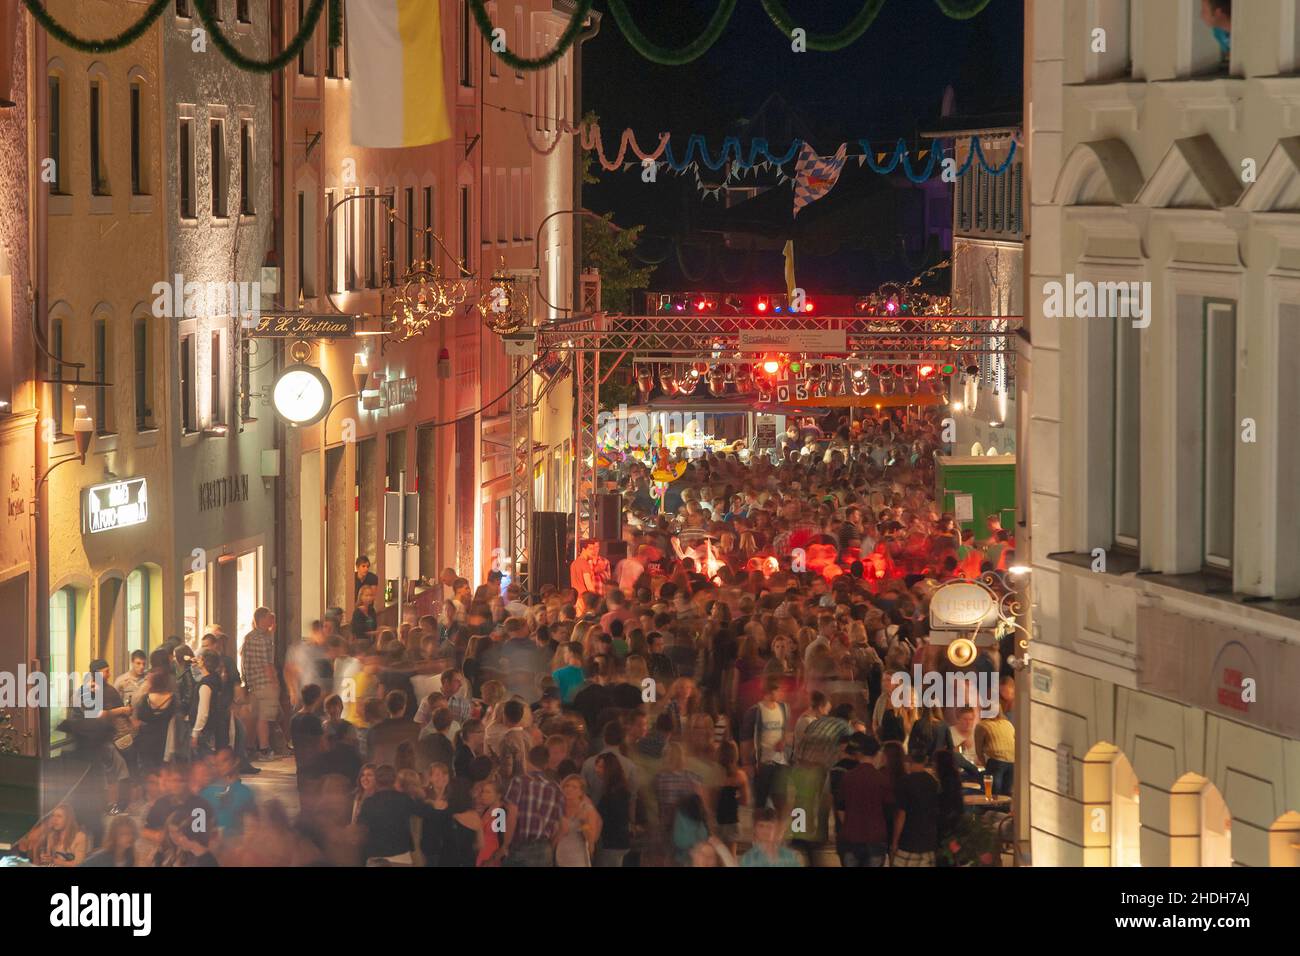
[594,492,622,541]
[531,511,569,591]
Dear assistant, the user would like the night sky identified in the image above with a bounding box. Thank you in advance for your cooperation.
[580,0,1023,294]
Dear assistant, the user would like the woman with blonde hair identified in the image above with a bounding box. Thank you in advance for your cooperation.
[31,804,87,866]
[396,768,426,801]
[554,774,601,867]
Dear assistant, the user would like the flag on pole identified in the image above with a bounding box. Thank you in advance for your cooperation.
[347,0,452,148]
[783,240,796,301]
[792,143,848,217]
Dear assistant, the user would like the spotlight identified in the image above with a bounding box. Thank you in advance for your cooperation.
[803,300,814,313]
[918,364,936,379]
[762,359,781,375]
[756,298,769,313]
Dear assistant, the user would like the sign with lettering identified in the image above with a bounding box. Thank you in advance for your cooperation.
[246,314,356,338]
[382,377,418,408]
[83,478,148,534]
[199,474,250,512]
[737,329,847,353]
[929,579,998,631]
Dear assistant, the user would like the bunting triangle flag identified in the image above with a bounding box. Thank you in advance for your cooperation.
[792,143,848,218]
[347,0,452,147]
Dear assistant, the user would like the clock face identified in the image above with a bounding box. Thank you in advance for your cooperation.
[272,364,332,426]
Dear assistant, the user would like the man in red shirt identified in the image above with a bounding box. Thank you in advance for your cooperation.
[836,733,894,867]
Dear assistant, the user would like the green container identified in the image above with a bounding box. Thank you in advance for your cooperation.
[935,455,1017,537]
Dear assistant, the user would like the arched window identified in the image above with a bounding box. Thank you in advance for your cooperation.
[126,567,149,657]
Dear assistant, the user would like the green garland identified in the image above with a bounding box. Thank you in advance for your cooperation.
[933,0,995,20]
[760,0,887,52]
[23,0,339,71]
[193,0,330,74]
[21,0,171,54]
[607,0,736,66]
[468,0,594,72]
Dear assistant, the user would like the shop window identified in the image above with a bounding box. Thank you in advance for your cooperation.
[48,587,77,749]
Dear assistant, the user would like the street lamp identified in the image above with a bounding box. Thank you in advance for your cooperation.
[33,406,95,514]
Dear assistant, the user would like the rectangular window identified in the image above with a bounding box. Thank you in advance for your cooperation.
[176,0,189,18]
[49,319,65,436]
[240,338,252,421]
[210,330,225,426]
[1113,314,1140,548]
[1203,302,1236,568]
[515,10,525,81]
[326,189,337,292]
[404,187,415,270]
[364,187,377,287]
[94,318,112,434]
[423,186,434,263]
[298,0,316,75]
[327,11,340,77]
[181,334,196,433]
[497,168,507,243]
[489,4,499,78]
[89,82,106,195]
[345,188,357,289]
[511,169,523,241]
[49,589,73,749]
[522,169,532,241]
[460,1,473,87]
[48,74,62,193]
[239,120,254,214]
[179,118,195,218]
[459,186,471,272]
[237,0,250,23]
[134,316,154,431]
[298,191,306,300]
[385,187,396,284]
[130,84,143,194]
[210,119,227,218]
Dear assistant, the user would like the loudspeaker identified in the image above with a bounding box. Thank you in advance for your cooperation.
[594,493,622,541]
[531,511,568,592]
[601,539,628,563]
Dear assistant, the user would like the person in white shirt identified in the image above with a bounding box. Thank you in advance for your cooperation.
[614,546,647,593]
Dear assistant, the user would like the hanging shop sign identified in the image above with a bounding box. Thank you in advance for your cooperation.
[83,477,149,535]
[199,474,250,512]
[929,579,998,631]
[247,314,356,338]
[737,329,847,353]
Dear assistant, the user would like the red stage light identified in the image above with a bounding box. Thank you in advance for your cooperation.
[762,359,781,375]
[756,299,769,312]
[803,301,814,313]
[919,365,936,378]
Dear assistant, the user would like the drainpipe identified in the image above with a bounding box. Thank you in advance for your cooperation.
[571,9,601,307]
[31,2,50,761]
[269,0,289,653]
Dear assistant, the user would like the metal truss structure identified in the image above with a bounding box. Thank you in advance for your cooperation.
[506,311,1021,591]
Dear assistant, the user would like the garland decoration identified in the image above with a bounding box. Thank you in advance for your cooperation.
[20,0,171,54]
[933,0,996,20]
[23,0,340,71]
[580,123,670,170]
[468,0,594,72]
[606,0,737,66]
[759,0,887,52]
[194,0,330,74]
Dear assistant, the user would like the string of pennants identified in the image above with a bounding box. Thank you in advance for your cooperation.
[520,116,1018,208]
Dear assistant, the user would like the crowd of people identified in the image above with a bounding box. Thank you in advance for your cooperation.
[17,406,1019,868]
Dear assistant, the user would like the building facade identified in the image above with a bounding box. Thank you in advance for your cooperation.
[39,0,173,754]
[0,3,37,759]
[284,0,586,637]
[1028,0,1300,866]
[164,0,277,659]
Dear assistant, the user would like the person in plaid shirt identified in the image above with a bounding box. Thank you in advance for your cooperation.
[240,608,280,760]
[500,745,564,867]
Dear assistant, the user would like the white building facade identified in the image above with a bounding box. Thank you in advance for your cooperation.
[1027,0,1300,866]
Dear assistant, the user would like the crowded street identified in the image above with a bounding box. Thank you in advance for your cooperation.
[0,0,1293,938]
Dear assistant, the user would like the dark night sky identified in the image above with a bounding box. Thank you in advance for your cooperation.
[580,0,1023,292]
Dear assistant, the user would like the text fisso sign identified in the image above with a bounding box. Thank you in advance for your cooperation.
[929,580,998,631]
[83,477,148,534]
